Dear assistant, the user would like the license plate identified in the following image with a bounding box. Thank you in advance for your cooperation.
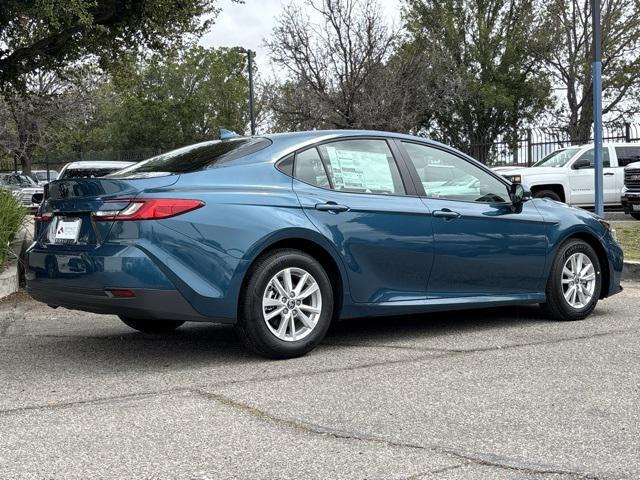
[53,218,81,242]
[633,204,640,212]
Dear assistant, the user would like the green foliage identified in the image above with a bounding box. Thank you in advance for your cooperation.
[0,0,221,90]
[75,45,252,151]
[0,190,26,271]
[401,0,553,153]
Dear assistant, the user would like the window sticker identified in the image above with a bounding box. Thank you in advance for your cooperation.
[324,146,394,192]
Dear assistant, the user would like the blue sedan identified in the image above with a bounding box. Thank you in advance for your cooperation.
[26,130,624,358]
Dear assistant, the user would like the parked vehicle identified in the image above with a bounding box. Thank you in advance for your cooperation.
[621,157,640,219]
[25,169,59,186]
[57,161,134,179]
[494,143,640,207]
[26,131,623,358]
[0,173,44,210]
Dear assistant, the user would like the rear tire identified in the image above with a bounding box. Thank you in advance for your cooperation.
[540,239,601,321]
[235,248,334,359]
[119,316,185,333]
[533,189,562,202]
[630,212,640,220]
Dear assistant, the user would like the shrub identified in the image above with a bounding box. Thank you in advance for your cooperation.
[0,189,27,271]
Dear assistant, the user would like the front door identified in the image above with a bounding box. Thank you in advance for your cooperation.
[399,141,548,297]
[292,138,434,303]
[569,147,618,205]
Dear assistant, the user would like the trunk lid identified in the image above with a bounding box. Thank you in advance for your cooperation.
[39,176,179,248]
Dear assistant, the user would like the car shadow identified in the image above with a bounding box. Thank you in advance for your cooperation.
[17,303,581,374]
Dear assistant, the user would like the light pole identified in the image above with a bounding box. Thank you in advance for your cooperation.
[592,0,604,216]
[247,49,256,136]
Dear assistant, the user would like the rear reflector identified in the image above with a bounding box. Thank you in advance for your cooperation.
[106,289,136,298]
[92,199,204,221]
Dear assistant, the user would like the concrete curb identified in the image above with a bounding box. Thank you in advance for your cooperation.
[622,261,640,281]
[0,263,19,300]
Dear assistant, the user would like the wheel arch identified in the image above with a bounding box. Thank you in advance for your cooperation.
[239,231,349,320]
[558,231,611,299]
[530,183,567,202]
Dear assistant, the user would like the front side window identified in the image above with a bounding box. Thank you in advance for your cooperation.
[574,148,611,168]
[402,142,509,203]
[615,146,640,167]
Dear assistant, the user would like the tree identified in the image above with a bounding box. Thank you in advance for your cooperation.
[78,45,255,151]
[0,0,222,90]
[266,0,426,131]
[0,68,94,174]
[403,0,553,161]
[544,0,640,142]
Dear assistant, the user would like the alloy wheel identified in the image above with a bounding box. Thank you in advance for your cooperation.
[262,267,322,341]
[561,252,596,309]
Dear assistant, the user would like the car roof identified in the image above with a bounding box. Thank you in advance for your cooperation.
[63,161,135,169]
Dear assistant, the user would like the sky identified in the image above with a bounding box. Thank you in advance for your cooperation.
[200,0,402,78]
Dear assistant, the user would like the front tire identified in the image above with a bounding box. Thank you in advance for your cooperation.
[235,248,334,359]
[119,316,185,333]
[541,239,601,321]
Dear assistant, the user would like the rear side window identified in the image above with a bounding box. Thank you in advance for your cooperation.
[616,146,640,167]
[110,137,271,177]
[294,139,405,195]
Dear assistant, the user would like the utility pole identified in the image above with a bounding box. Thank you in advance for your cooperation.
[247,50,256,136]
[592,0,604,216]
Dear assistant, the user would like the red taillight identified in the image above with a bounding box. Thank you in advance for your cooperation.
[106,289,136,298]
[92,199,204,221]
[34,211,53,224]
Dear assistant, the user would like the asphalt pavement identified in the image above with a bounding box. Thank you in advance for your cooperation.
[0,286,638,480]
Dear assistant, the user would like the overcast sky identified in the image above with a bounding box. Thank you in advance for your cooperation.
[200,0,402,78]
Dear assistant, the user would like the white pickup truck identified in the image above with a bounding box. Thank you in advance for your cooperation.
[493,143,640,207]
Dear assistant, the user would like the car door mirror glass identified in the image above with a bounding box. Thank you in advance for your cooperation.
[572,159,591,169]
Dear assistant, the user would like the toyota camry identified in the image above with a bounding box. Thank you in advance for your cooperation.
[26,130,624,358]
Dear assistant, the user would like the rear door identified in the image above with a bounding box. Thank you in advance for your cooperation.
[292,138,434,303]
[398,141,548,297]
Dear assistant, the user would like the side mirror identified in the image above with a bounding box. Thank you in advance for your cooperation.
[509,183,525,212]
[572,159,591,169]
[31,193,43,205]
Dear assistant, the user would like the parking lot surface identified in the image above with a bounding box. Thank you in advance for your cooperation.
[0,285,638,480]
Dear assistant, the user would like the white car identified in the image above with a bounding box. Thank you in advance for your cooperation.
[27,169,59,185]
[494,143,640,207]
[0,173,44,209]
[57,161,135,179]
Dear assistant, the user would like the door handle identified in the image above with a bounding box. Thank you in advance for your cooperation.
[315,202,350,213]
[604,172,614,176]
[432,209,461,219]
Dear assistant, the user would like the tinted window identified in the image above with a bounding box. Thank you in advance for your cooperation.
[575,148,610,168]
[294,148,330,188]
[60,168,122,179]
[110,138,271,177]
[403,142,509,203]
[314,139,405,195]
[615,146,640,167]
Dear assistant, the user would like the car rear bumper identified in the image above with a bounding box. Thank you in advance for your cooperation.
[25,242,242,323]
[26,283,209,322]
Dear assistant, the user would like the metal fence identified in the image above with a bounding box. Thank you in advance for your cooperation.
[3,123,640,174]
[461,123,640,167]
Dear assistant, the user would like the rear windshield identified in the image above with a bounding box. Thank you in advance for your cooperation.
[109,137,271,178]
[60,168,122,179]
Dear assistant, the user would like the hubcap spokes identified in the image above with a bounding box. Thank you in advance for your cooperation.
[262,267,322,342]
[561,253,596,309]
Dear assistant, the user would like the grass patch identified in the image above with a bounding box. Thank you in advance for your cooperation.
[0,190,27,271]
[611,221,640,262]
